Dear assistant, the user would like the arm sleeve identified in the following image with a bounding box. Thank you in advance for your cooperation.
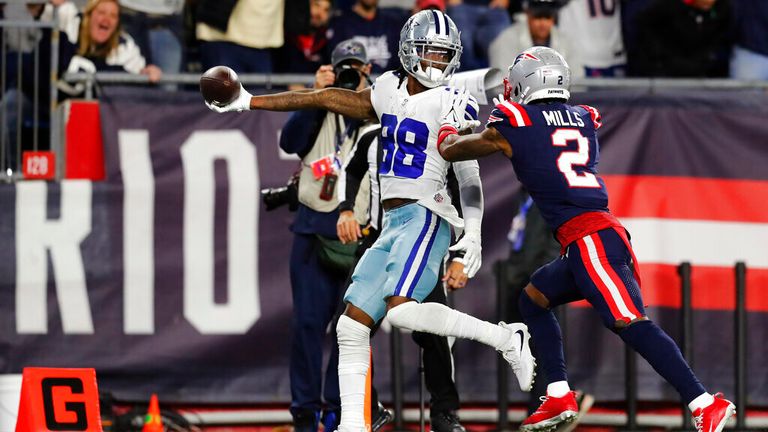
[339,127,378,211]
[452,159,484,229]
[446,167,465,259]
[279,109,326,158]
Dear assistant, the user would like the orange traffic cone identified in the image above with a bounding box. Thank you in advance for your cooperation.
[142,393,163,432]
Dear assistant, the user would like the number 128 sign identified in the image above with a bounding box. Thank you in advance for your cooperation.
[22,151,56,180]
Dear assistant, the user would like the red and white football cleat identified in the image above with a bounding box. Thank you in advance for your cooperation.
[520,391,578,431]
[692,393,736,432]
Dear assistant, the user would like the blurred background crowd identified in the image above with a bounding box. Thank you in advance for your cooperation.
[1,0,766,94]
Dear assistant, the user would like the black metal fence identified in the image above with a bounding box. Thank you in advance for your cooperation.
[386,259,755,430]
[0,14,60,181]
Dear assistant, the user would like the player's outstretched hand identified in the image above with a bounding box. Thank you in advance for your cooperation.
[492,93,505,106]
[206,84,253,113]
[440,88,481,132]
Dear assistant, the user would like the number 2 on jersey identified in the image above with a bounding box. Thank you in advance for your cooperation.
[379,114,429,179]
[551,128,600,188]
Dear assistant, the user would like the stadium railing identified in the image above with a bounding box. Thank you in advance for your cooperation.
[0,68,765,184]
[59,71,768,96]
[0,12,60,182]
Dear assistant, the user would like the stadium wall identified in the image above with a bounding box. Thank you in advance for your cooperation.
[0,87,766,405]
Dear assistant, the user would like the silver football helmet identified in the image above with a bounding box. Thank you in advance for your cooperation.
[399,10,462,88]
[504,46,571,104]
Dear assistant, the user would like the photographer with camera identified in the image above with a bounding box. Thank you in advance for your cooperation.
[276,39,373,432]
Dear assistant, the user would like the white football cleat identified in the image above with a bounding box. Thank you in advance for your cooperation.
[498,322,536,392]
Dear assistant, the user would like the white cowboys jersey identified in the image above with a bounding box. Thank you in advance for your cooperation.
[558,0,626,69]
[369,71,479,204]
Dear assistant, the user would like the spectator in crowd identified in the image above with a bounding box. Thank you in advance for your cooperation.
[413,0,446,13]
[729,0,768,80]
[489,0,583,77]
[278,0,333,87]
[620,0,653,73]
[277,39,373,432]
[2,0,159,172]
[631,0,731,77]
[506,0,524,15]
[328,0,405,74]
[196,0,284,73]
[557,0,625,76]
[446,0,511,71]
[118,0,185,83]
[335,0,356,10]
[58,0,162,96]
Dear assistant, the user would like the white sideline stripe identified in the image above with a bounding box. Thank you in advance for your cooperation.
[620,218,768,268]
[501,100,525,126]
[396,215,439,296]
[582,235,637,320]
[179,408,763,428]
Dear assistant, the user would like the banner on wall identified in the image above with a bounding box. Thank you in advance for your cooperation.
[0,88,766,404]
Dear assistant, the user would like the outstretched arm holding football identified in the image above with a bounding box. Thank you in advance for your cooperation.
[208,84,377,120]
[254,87,376,119]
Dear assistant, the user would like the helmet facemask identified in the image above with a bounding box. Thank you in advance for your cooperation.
[408,42,460,88]
[502,76,530,104]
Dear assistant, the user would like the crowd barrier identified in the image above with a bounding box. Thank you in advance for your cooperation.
[0,13,61,182]
[3,69,768,185]
[1,84,766,429]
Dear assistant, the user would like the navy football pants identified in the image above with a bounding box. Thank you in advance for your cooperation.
[522,227,706,403]
[531,227,644,327]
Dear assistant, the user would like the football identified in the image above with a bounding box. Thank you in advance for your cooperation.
[200,65,240,107]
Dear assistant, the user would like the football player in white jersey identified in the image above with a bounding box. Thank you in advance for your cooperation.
[207,9,535,432]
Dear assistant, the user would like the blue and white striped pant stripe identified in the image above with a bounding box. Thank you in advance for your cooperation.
[394,210,441,297]
[343,203,451,323]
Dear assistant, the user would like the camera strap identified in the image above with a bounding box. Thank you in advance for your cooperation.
[333,113,344,156]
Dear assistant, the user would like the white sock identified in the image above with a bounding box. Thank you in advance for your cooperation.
[337,315,371,431]
[688,392,715,412]
[547,381,571,398]
[387,301,509,350]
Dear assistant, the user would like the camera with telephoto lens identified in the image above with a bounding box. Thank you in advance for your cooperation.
[261,173,299,211]
[334,65,363,90]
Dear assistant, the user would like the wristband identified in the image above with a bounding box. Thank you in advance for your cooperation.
[437,124,459,156]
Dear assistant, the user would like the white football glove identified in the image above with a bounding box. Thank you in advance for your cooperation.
[440,88,481,132]
[492,93,505,106]
[205,84,253,113]
[448,219,482,278]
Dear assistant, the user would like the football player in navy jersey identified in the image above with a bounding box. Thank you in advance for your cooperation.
[437,46,736,432]
[207,10,536,432]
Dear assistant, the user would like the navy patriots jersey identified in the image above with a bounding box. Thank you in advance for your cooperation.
[488,100,609,231]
